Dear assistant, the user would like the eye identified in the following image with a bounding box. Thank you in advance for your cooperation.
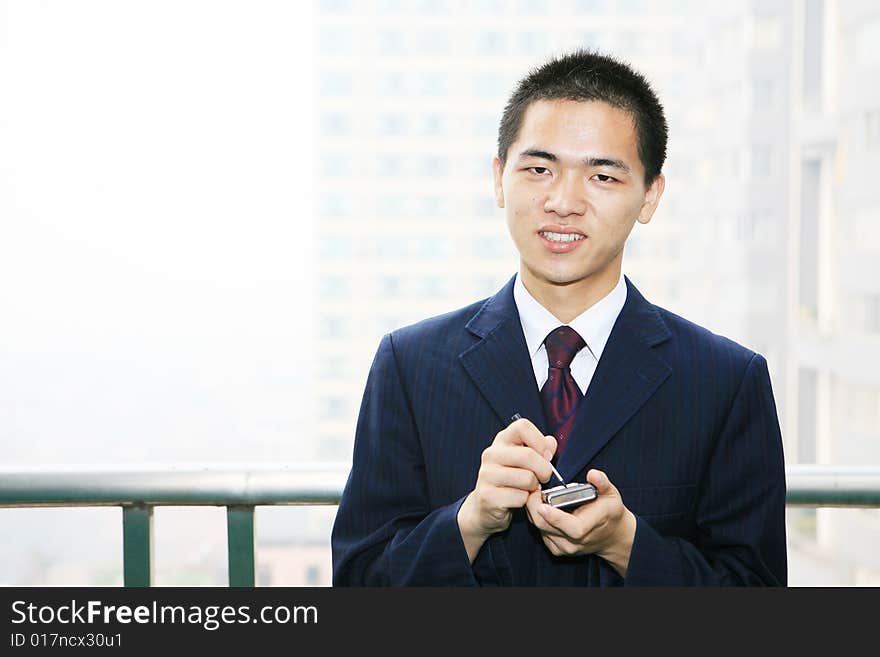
[592,173,618,183]
[526,167,551,175]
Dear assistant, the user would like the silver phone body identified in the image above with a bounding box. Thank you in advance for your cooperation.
[541,483,598,510]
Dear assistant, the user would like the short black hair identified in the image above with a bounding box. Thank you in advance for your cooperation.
[497,49,668,185]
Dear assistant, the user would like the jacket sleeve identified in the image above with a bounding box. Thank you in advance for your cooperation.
[623,353,788,586]
[331,332,479,586]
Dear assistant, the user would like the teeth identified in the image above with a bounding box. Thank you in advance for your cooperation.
[540,231,585,243]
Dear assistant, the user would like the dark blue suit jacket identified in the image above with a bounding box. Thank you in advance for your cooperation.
[332,275,787,586]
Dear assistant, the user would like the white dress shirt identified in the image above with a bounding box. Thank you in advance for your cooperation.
[513,271,627,395]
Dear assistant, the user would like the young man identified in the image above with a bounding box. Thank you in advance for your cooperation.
[331,50,787,586]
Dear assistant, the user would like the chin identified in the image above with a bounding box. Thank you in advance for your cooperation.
[535,269,591,286]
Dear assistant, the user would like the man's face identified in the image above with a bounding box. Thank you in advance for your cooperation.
[493,99,664,294]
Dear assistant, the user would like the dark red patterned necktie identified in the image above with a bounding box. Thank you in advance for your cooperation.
[540,326,586,457]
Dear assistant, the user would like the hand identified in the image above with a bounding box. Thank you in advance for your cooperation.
[525,468,637,577]
[457,417,557,563]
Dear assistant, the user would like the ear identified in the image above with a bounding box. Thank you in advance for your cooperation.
[492,156,505,208]
[637,172,665,225]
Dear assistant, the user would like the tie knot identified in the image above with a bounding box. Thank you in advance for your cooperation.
[544,326,586,370]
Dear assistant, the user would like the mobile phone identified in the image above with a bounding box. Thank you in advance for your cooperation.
[541,482,598,511]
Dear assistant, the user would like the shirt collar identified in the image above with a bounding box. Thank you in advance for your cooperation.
[513,271,627,361]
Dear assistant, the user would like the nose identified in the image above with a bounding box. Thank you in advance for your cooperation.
[543,170,586,217]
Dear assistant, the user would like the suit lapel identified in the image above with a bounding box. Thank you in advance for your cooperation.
[458,275,548,435]
[556,277,672,481]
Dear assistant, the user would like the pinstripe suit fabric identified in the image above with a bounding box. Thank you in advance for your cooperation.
[331,275,787,586]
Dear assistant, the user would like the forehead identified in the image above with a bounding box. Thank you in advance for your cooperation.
[512,99,641,168]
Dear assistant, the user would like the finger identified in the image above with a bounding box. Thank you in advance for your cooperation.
[499,417,555,461]
[526,490,562,536]
[481,463,540,492]
[525,491,557,532]
[542,533,562,556]
[485,486,530,510]
[586,469,617,496]
[543,533,582,557]
[483,444,553,484]
[537,501,586,538]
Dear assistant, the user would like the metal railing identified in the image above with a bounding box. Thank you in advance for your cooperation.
[1,463,878,586]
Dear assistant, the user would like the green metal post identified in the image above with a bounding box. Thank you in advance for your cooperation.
[123,505,154,587]
[227,505,256,587]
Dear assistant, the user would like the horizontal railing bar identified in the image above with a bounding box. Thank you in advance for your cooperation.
[0,463,351,508]
[1,464,880,508]
[785,466,880,507]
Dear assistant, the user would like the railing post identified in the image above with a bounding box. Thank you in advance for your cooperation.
[227,505,256,587]
[123,504,154,587]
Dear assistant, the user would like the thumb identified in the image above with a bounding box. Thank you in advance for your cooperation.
[586,469,616,496]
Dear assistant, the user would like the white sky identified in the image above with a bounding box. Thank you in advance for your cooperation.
[0,1,316,464]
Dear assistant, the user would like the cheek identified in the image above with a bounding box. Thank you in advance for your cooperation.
[590,196,642,231]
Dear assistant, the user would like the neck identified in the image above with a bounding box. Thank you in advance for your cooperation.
[520,262,621,324]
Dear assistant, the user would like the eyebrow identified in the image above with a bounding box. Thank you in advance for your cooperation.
[517,149,631,174]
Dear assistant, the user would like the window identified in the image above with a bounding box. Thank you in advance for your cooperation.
[377,155,404,177]
[320,72,353,97]
[318,276,350,299]
[378,72,406,97]
[417,30,449,54]
[318,0,352,11]
[799,160,821,316]
[378,30,406,54]
[752,79,776,110]
[518,32,549,54]
[802,0,824,111]
[318,28,353,55]
[477,31,505,54]
[751,14,782,50]
[377,114,407,136]
[320,154,351,178]
[852,209,880,252]
[377,237,407,258]
[863,295,880,334]
[318,196,352,218]
[378,195,407,217]
[751,145,773,178]
[417,115,444,136]
[324,357,347,378]
[320,316,347,339]
[306,565,322,585]
[574,0,606,11]
[417,237,450,259]
[418,276,446,296]
[318,237,354,260]
[474,196,496,217]
[415,196,445,217]
[321,396,348,419]
[797,368,818,463]
[856,19,880,67]
[473,73,509,98]
[866,110,880,151]
[379,276,402,296]
[419,73,448,97]
[843,383,880,434]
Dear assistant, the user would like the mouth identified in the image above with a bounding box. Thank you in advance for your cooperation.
[537,229,587,253]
